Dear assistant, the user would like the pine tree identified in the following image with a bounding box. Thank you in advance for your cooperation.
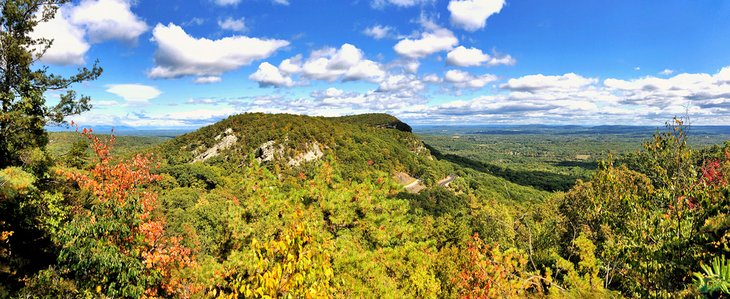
[0,0,101,168]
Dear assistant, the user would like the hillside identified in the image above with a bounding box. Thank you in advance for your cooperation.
[153,113,548,203]
[158,113,427,177]
[6,114,729,297]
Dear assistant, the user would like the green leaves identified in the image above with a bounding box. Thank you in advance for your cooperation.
[694,255,730,296]
[0,0,102,169]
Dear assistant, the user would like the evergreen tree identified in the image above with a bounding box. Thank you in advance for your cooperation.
[0,0,101,169]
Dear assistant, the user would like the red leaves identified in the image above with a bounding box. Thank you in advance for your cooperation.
[701,159,726,188]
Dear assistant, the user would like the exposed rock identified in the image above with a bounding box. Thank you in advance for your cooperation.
[287,142,324,167]
[255,140,284,163]
[255,140,325,167]
[193,128,238,162]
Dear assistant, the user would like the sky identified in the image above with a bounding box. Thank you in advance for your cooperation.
[33,0,730,128]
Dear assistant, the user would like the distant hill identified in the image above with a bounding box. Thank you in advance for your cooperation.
[155,113,437,180]
[154,113,549,203]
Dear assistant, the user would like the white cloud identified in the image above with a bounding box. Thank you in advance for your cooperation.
[404,61,420,73]
[148,23,289,82]
[214,0,240,5]
[69,0,148,44]
[446,46,489,67]
[604,71,730,109]
[448,0,505,31]
[371,0,431,8]
[292,44,385,82]
[345,60,387,81]
[106,84,162,104]
[717,66,730,83]
[249,62,294,87]
[487,54,516,66]
[91,100,120,107]
[423,74,442,83]
[30,8,89,65]
[377,74,425,95]
[393,17,459,59]
[444,69,497,88]
[363,25,393,39]
[30,0,147,65]
[502,73,598,91]
[218,17,246,32]
[659,69,675,75]
[194,76,223,84]
[279,55,303,74]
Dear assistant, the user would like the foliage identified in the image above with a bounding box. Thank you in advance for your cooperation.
[0,0,101,169]
[214,220,335,298]
[5,109,730,298]
[455,233,537,299]
[694,255,730,296]
[54,129,197,298]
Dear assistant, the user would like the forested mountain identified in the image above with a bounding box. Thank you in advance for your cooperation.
[3,112,729,298]
[1,1,728,297]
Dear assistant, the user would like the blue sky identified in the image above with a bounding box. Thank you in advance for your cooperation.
[34,0,730,128]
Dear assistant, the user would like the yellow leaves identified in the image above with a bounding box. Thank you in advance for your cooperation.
[0,167,37,198]
[215,220,335,298]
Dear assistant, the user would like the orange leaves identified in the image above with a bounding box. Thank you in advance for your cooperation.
[60,128,198,298]
[456,233,533,299]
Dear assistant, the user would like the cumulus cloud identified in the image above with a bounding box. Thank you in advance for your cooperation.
[659,69,675,75]
[444,69,497,88]
[148,23,289,82]
[446,46,489,67]
[394,26,458,59]
[377,74,425,95]
[448,0,505,31]
[502,73,598,91]
[218,17,246,32]
[444,45,518,67]
[30,7,89,65]
[69,0,148,44]
[249,62,295,87]
[446,46,517,67]
[423,74,442,83]
[250,44,385,87]
[363,25,393,39]
[194,76,223,84]
[486,54,516,66]
[106,84,162,104]
[604,70,730,110]
[30,0,147,65]
[279,55,303,74]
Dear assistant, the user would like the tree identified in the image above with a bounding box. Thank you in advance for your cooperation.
[216,221,335,298]
[455,233,539,299]
[0,0,102,169]
[55,130,197,298]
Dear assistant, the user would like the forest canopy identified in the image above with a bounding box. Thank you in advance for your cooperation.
[0,1,728,298]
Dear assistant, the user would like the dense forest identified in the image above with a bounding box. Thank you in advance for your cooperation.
[1,1,729,298]
[3,112,730,298]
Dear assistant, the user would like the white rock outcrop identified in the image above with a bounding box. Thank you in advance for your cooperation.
[193,128,238,162]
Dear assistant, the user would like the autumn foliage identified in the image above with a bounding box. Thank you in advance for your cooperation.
[57,128,197,298]
[456,233,537,299]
